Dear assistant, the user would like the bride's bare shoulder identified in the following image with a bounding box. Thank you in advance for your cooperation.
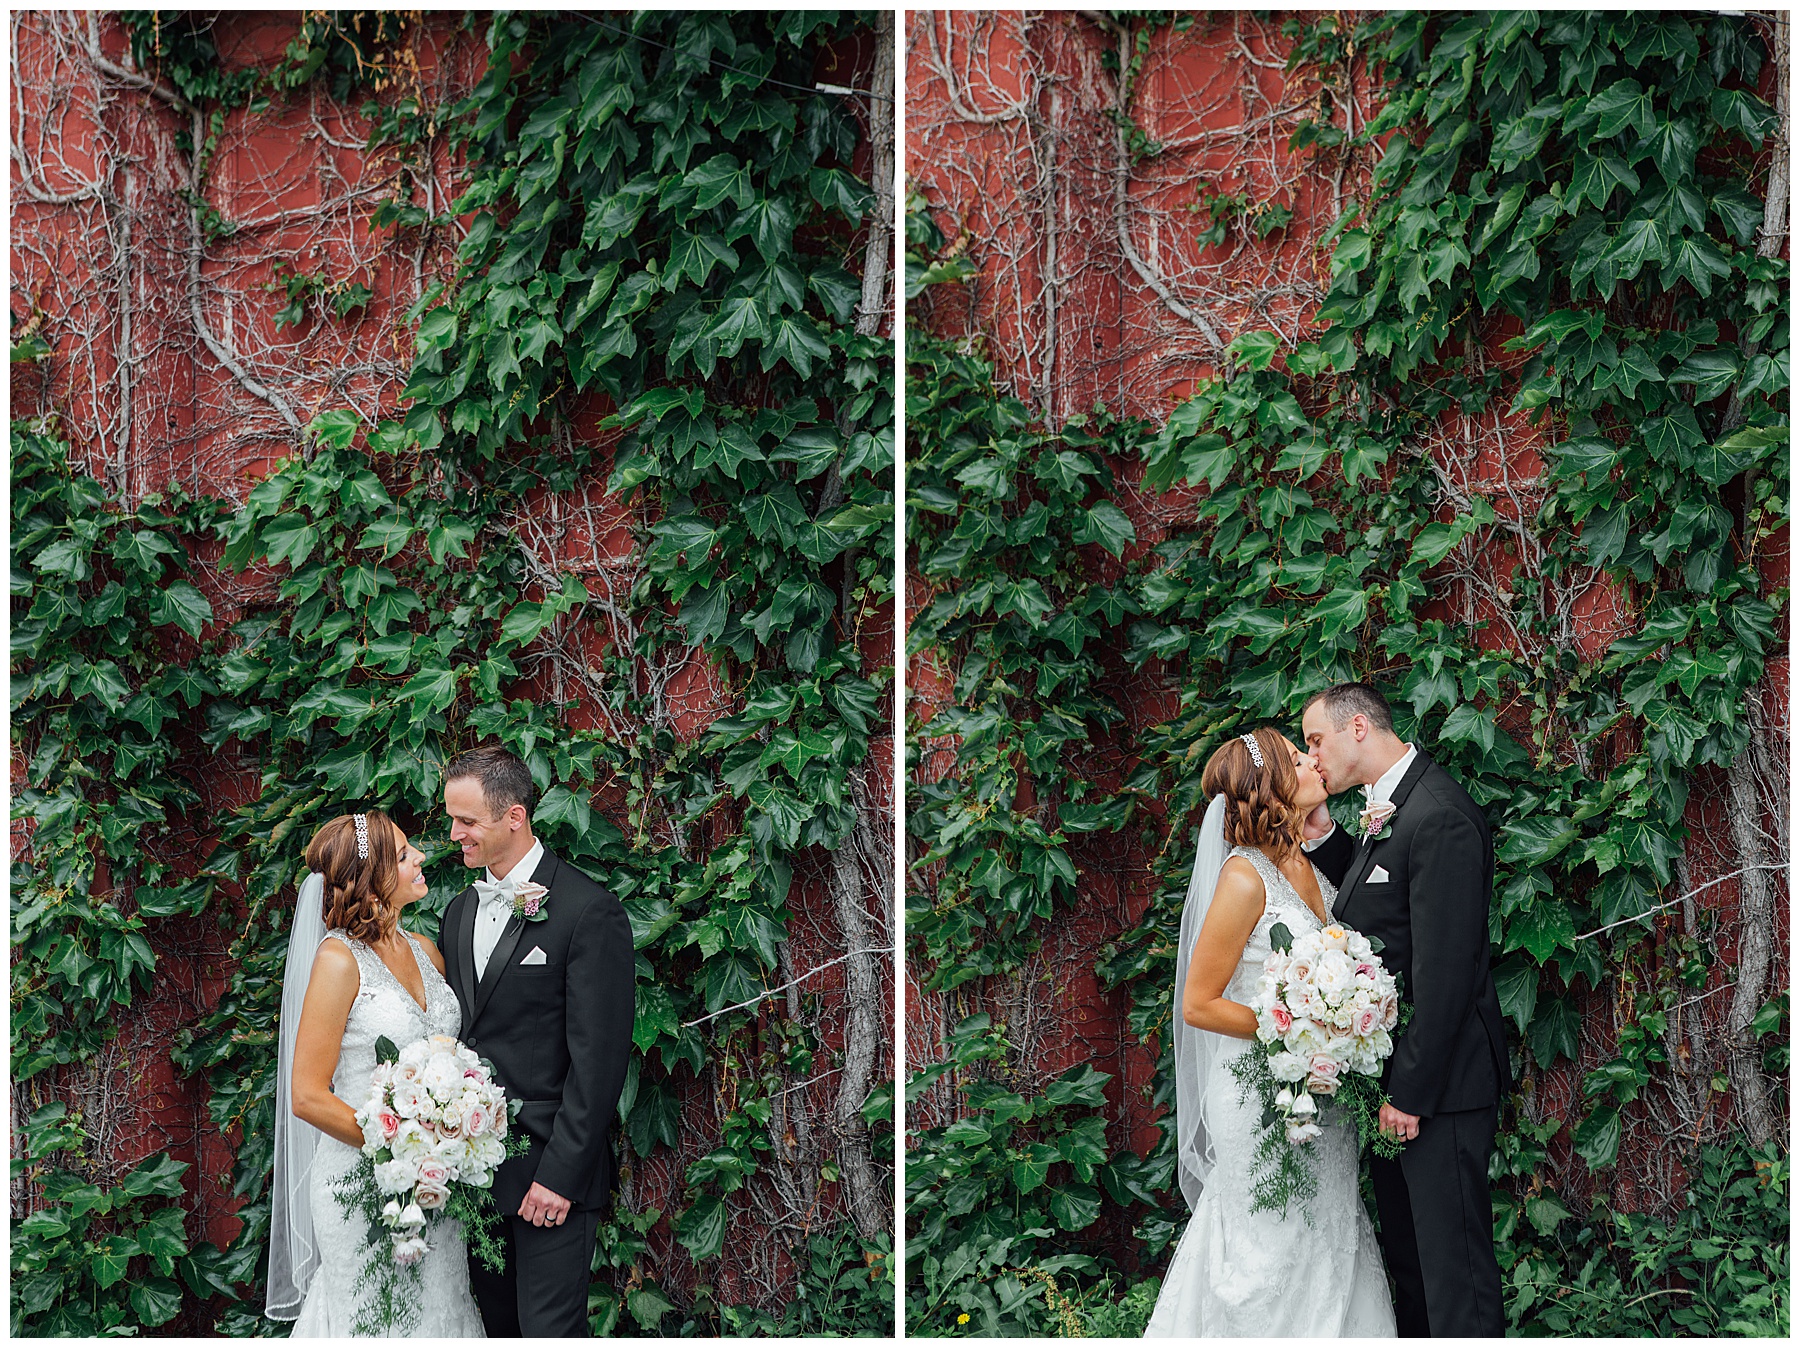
[1213,854,1267,905]
[309,934,360,980]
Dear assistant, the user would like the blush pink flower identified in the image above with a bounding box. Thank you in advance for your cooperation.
[1270,1005,1294,1035]
[1306,1055,1342,1095]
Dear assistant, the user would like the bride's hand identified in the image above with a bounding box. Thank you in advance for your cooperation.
[1300,800,1334,841]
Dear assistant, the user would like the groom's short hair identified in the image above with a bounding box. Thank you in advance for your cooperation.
[1303,682,1395,735]
[445,743,537,820]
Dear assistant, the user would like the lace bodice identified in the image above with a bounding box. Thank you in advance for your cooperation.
[323,929,462,1105]
[1222,847,1338,1005]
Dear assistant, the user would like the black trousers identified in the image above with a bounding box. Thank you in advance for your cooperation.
[1370,1102,1505,1337]
[467,1206,600,1337]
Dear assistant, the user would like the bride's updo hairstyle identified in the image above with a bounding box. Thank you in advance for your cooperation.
[305,810,400,944]
[1201,727,1302,861]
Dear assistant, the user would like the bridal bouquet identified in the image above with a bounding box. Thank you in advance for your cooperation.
[333,1033,522,1333]
[1230,921,1408,1217]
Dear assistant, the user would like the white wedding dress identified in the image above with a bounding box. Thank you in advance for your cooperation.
[1146,846,1395,1338]
[290,930,486,1338]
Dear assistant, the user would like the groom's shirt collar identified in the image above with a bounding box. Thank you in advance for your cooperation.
[1363,744,1418,807]
[486,837,545,888]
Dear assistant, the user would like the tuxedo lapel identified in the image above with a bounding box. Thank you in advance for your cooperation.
[1336,752,1434,919]
[451,886,479,1017]
[470,850,560,1024]
[473,914,526,1022]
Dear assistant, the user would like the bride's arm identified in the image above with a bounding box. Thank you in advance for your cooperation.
[290,938,369,1150]
[1181,857,1265,1039]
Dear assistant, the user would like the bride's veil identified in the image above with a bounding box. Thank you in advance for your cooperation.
[266,871,327,1320]
[1171,794,1231,1211]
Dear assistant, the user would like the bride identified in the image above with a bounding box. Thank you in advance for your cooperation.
[1145,728,1395,1338]
[265,809,485,1336]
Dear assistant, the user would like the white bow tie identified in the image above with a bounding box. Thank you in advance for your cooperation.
[473,877,519,912]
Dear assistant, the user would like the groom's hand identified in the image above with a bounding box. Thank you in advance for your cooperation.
[1301,800,1335,841]
[519,1181,571,1227]
[1378,1102,1420,1141]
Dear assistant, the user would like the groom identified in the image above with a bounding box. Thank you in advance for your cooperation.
[1300,683,1509,1338]
[438,744,635,1337]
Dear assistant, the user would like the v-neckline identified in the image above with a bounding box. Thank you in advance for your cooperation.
[369,934,429,1015]
[1250,847,1331,929]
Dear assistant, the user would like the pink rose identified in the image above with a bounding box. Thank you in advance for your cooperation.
[1380,993,1399,1030]
[464,1065,488,1084]
[436,1111,465,1141]
[465,1103,491,1138]
[1270,1005,1293,1035]
[415,1157,451,1188]
[378,1111,402,1142]
[1355,962,1377,980]
[1306,1055,1342,1095]
[1353,1006,1380,1038]
[414,1181,449,1210]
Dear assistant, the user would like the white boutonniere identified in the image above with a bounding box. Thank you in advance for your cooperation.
[1358,800,1397,841]
[512,880,550,923]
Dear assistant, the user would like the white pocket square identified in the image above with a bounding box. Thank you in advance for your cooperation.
[1368,865,1391,884]
[520,946,548,966]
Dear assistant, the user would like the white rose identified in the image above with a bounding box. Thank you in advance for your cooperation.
[414,1181,450,1210]
[391,1079,429,1119]
[1268,1050,1309,1083]
[422,1055,463,1098]
[360,1113,388,1154]
[433,1134,471,1171]
[1284,1018,1330,1058]
[391,1119,432,1163]
[374,1157,419,1194]
[1314,950,1354,999]
[1274,1087,1294,1109]
[1289,1092,1318,1117]
[398,1202,426,1228]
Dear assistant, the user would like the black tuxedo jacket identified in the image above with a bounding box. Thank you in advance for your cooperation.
[1312,753,1511,1118]
[439,848,635,1213]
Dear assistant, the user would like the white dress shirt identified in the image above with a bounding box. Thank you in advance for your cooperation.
[1364,743,1418,808]
[473,838,545,981]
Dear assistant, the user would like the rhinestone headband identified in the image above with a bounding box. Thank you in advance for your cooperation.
[353,813,369,860]
[1239,733,1265,768]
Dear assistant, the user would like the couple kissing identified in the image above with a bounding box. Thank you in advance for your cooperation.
[1147,682,1510,1339]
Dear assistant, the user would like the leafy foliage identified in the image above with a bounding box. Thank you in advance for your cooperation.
[14,10,891,1336]
[907,10,1784,1336]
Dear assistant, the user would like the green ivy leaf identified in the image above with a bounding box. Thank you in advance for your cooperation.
[1072,502,1136,558]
